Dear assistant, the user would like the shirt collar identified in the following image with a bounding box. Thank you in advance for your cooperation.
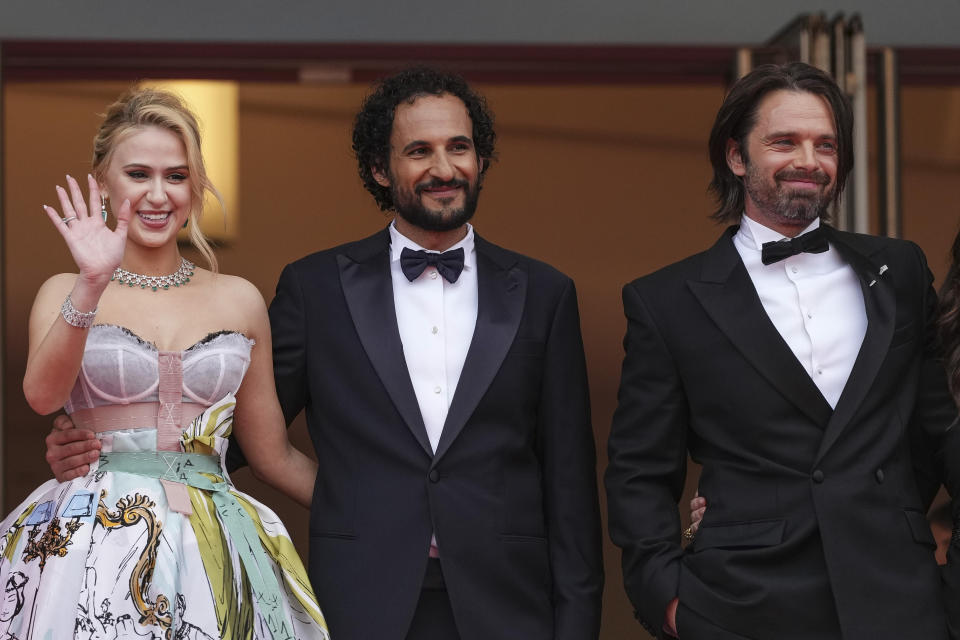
[736,214,821,251]
[389,221,476,272]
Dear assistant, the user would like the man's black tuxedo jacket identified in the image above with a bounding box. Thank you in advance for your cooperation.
[605,225,959,639]
[263,228,603,640]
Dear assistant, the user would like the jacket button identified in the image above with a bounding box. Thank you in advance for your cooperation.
[875,468,885,483]
[812,470,825,483]
[429,469,440,483]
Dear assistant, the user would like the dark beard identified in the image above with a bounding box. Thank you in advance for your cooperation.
[392,178,481,232]
[744,164,834,225]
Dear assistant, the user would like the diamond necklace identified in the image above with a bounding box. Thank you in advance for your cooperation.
[112,257,195,291]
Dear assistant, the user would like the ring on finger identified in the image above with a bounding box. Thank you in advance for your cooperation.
[682,525,696,542]
[61,216,78,225]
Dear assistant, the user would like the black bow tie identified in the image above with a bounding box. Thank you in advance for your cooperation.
[400,247,465,283]
[760,228,829,265]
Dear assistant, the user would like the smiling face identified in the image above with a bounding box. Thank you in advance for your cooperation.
[373,93,482,234]
[727,89,838,236]
[0,574,24,623]
[100,125,192,249]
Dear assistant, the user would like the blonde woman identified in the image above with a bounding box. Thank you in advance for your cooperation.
[3,88,329,639]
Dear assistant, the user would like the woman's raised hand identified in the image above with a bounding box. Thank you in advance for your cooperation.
[43,174,131,287]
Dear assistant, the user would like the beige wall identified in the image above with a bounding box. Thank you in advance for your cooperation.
[900,87,960,271]
[4,79,958,637]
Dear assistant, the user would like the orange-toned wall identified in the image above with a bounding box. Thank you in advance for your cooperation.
[4,80,958,637]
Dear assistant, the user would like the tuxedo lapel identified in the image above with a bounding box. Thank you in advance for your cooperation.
[433,237,526,462]
[688,228,833,428]
[338,229,433,457]
[814,229,896,464]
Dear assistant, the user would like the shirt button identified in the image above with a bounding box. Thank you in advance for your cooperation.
[433,386,442,394]
[430,271,439,280]
[817,368,823,375]
[791,266,799,274]
[812,470,824,483]
[807,312,813,319]
[432,326,439,335]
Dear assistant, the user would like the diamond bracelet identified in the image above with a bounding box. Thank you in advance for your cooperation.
[60,294,97,328]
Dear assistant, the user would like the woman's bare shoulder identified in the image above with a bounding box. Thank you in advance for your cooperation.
[33,273,79,307]
[205,272,265,304]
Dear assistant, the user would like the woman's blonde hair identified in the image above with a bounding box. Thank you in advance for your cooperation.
[92,87,222,271]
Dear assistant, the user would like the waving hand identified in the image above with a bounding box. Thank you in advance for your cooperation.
[42,174,131,286]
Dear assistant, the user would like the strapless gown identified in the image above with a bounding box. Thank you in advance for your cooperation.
[0,325,329,639]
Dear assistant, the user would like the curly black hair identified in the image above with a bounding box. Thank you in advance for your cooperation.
[352,67,497,211]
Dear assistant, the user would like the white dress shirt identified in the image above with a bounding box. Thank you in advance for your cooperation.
[733,215,867,409]
[389,222,478,453]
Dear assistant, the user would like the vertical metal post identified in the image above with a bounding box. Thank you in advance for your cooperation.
[848,16,869,233]
[735,48,753,79]
[877,47,902,238]
[830,15,853,230]
[831,16,847,92]
[798,28,811,64]
[811,16,832,73]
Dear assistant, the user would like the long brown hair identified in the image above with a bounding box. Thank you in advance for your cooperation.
[938,227,960,403]
[708,62,854,224]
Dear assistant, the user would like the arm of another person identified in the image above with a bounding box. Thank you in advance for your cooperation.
[605,281,688,639]
[44,415,101,481]
[688,492,706,534]
[904,244,960,638]
[230,278,316,508]
[538,277,604,640]
[224,262,310,473]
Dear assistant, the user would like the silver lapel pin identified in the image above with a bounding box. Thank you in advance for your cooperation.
[869,264,889,287]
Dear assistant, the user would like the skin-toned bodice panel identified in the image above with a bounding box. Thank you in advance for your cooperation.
[64,324,253,412]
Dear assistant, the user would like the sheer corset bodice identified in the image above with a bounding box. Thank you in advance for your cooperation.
[0,324,329,638]
[64,324,253,413]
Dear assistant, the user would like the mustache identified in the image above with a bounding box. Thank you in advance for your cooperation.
[775,169,831,185]
[415,178,469,195]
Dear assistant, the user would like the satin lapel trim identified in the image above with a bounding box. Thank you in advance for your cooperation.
[814,237,895,464]
[688,231,833,428]
[433,247,526,462]
[338,247,432,458]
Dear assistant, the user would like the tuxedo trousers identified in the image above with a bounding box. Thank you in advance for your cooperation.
[405,558,461,640]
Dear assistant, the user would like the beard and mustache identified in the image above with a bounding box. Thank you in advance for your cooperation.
[388,160,830,233]
[743,163,834,225]
[390,176,481,232]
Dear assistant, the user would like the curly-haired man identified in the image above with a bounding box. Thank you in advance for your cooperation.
[287,65,603,640]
